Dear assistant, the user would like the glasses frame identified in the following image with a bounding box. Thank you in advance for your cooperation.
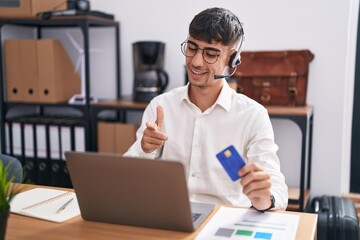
[180,40,231,64]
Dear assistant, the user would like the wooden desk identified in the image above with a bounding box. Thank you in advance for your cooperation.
[6,185,317,240]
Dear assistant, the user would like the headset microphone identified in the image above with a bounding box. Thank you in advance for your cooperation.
[214,70,236,79]
[214,74,226,79]
[213,34,244,80]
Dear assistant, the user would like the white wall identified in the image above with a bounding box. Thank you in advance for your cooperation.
[87,0,360,197]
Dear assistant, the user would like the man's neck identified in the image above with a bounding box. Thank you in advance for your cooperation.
[188,80,223,112]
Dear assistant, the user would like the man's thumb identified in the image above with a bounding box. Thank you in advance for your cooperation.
[155,106,164,129]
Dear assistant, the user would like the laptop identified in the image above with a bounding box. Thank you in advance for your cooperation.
[65,151,215,232]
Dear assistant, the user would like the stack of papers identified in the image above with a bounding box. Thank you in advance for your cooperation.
[196,206,299,240]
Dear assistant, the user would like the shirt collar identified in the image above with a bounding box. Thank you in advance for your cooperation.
[216,80,232,112]
[180,83,191,103]
[180,81,233,112]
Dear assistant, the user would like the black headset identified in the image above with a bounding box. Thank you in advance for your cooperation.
[228,28,245,68]
[213,26,245,79]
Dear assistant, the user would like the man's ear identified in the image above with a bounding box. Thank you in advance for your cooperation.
[228,50,241,68]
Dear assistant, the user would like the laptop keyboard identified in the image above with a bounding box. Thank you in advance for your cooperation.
[192,213,202,222]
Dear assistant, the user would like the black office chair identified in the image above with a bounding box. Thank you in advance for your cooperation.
[0,154,23,183]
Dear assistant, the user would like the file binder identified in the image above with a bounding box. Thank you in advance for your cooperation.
[5,122,11,154]
[59,124,72,187]
[36,122,51,186]
[4,40,24,101]
[24,123,34,158]
[25,122,37,183]
[21,40,39,102]
[35,124,47,158]
[12,122,22,156]
[36,157,50,186]
[60,125,71,160]
[49,125,61,160]
[74,126,85,152]
[4,114,85,187]
[61,161,72,188]
[23,157,37,184]
[50,159,63,187]
[50,124,62,187]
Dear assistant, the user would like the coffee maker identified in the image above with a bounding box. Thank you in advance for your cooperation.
[132,41,169,102]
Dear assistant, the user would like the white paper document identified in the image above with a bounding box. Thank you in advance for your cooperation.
[196,206,299,240]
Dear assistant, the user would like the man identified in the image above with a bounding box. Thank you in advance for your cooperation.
[125,7,288,211]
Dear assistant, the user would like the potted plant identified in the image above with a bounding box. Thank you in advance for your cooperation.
[0,160,21,240]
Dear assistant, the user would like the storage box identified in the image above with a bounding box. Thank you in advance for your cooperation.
[0,0,67,17]
[4,39,81,103]
[37,39,81,103]
[21,40,39,102]
[97,122,116,153]
[98,122,138,154]
[114,123,138,154]
[4,40,23,101]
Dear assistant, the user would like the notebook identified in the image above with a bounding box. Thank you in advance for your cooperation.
[10,188,81,223]
[65,151,215,232]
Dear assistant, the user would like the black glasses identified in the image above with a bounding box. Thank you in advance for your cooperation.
[181,40,229,64]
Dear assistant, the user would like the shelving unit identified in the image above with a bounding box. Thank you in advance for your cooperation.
[0,15,120,151]
[0,15,120,187]
[266,105,314,211]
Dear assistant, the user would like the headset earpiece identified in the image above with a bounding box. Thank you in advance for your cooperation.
[228,32,244,68]
[214,22,245,79]
[229,52,241,68]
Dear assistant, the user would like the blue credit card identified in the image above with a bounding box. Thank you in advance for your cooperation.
[216,145,246,181]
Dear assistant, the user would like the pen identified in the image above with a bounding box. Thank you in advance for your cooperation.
[56,198,74,214]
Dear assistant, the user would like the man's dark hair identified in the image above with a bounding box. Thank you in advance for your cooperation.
[189,7,243,47]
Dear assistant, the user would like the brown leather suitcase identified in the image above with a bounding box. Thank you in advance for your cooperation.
[233,50,314,106]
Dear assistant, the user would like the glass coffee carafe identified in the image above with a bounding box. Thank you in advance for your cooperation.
[132,41,169,102]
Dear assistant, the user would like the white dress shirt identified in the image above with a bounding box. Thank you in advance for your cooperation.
[124,81,288,210]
